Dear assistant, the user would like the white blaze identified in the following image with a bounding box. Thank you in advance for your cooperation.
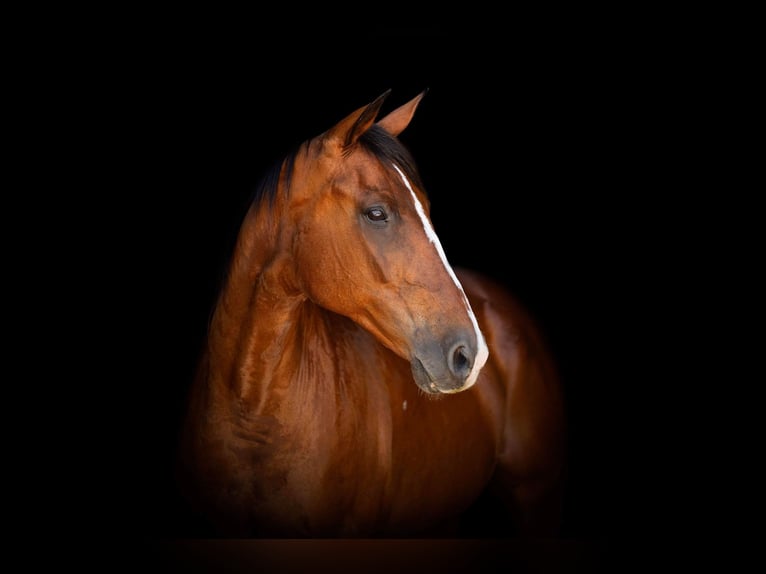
[392,164,490,391]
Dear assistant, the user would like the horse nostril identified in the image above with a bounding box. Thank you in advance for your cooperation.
[450,344,473,379]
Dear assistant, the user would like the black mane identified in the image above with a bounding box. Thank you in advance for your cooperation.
[250,150,298,208]
[359,125,425,191]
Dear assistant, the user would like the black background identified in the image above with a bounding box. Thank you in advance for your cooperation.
[93,27,644,527]
[39,14,731,570]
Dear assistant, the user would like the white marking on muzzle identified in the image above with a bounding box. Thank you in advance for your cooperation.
[392,163,489,391]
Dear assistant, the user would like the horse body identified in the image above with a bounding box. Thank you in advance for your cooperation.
[179,90,565,537]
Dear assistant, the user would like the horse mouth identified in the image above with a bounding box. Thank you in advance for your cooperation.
[410,357,446,395]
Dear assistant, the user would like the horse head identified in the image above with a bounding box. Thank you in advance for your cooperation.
[277,90,489,394]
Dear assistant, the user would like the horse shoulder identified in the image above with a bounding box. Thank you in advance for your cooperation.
[457,267,567,532]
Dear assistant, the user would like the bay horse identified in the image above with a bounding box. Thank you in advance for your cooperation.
[178,90,566,537]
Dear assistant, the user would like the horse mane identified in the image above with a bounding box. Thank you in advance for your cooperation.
[250,151,298,209]
[358,125,425,192]
[250,124,425,210]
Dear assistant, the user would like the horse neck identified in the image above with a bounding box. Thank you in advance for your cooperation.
[202,201,316,408]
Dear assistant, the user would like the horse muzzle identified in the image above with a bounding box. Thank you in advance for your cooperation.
[410,336,483,395]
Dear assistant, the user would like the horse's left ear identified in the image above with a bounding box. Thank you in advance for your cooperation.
[377,89,428,137]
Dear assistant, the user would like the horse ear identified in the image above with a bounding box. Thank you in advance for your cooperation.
[326,89,392,150]
[376,89,428,136]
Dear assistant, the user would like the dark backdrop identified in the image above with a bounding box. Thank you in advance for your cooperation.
[59,20,698,563]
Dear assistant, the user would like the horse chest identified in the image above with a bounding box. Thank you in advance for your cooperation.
[213,385,389,533]
[220,386,495,535]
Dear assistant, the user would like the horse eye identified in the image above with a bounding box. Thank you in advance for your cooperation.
[365,207,388,222]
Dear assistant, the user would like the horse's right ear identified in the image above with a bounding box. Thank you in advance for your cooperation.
[324,90,392,151]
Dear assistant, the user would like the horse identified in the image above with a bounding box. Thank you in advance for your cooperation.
[177,89,566,537]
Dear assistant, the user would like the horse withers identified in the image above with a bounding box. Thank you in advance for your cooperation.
[178,90,566,537]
